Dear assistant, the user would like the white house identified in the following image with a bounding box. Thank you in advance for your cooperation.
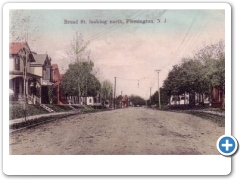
[170,93,209,105]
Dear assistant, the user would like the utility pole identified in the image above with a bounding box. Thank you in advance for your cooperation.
[121,91,122,108]
[146,91,148,107]
[114,77,116,109]
[20,48,28,121]
[155,69,161,109]
[150,87,152,108]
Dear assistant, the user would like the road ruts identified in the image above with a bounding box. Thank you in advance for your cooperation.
[10,107,224,155]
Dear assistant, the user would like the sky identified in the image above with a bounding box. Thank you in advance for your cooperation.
[10,9,225,99]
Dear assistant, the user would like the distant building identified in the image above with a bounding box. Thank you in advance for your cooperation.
[122,95,129,108]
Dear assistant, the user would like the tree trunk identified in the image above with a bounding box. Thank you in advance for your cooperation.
[209,85,213,107]
[178,94,180,106]
[78,83,81,104]
[184,91,186,105]
[193,91,196,106]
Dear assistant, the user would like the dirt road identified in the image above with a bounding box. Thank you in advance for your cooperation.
[10,107,224,155]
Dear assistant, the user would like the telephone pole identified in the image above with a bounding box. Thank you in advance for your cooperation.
[114,77,116,109]
[150,87,152,108]
[155,69,161,109]
[121,91,122,108]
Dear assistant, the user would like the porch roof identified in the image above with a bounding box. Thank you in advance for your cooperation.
[9,70,41,79]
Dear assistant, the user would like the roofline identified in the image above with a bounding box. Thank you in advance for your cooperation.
[30,64,44,67]
[9,70,42,78]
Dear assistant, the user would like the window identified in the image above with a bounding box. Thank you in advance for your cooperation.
[43,67,51,80]
[50,69,53,82]
[89,98,92,103]
[15,57,20,70]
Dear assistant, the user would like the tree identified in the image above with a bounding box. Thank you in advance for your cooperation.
[10,10,39,48]
[60,31,101,103]
[150,89,170,107]
[162,40,225,107]
[86,74,101,97]
[195,41,225,105]
[129,95,146,106]
[101,80,113,103]
[60,61,101,103]
[116,95,123,107]
[66,31,90,64]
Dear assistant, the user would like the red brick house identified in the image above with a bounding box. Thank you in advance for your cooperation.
[211,86,225,109]
[51,64,63,104]
[122,95,129,108]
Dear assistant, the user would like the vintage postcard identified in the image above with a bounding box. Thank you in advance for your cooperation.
[3,2,232,175]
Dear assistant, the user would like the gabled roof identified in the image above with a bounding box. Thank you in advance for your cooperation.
[9,42,30,54]
[51,64,58,70]
[31,54,51,66]
[51,64,60,75]
[32,54,47,64]
[51,64,61,81]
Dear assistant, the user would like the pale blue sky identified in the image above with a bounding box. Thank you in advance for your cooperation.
[10,9,225,99]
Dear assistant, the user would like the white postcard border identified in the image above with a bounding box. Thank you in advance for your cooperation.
[3,2,231,175]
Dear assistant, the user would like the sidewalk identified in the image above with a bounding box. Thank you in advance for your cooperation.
[187,109,225,117]
[199,110,225,117]
[9,110,80,126]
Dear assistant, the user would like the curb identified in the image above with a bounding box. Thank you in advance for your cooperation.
[10,111,80,132]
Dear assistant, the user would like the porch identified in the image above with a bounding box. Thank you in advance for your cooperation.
[9,73,41,104]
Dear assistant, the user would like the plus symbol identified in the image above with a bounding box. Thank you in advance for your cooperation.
[222,139,233,151]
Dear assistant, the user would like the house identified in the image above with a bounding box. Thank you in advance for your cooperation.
[170,94,190,105]
[122,95,129,108]
[30,53,54,104]
[211,86,225,108]
[169,93,209,105]
[67,96,101,106]
[9,42,41,104]
[51,64,65,104]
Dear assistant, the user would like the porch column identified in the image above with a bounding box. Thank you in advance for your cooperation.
[40,86,42,104]
[19,78,23,96]
[12,79,15,93]
[26,78,29,96]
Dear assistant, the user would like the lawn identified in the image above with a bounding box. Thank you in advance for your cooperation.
[9,104,111,120]
[9,104,48,120]
[10,104,73,119]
